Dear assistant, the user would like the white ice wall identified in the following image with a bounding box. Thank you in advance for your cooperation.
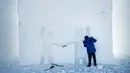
[0,0,19,66]
[19,0,44,65]
[112,0,130,59]
[19,0,117,65]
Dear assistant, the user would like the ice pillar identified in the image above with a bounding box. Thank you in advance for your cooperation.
[75,27,87,65]
[0,0,19,67]
[112,0,130,59]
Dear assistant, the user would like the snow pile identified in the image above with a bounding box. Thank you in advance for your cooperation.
[0,63,130,73]
[21,64,130,73]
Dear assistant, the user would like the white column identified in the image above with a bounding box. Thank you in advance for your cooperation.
[0,0,19,67]
[75,27,87,65]
[112,0,130,59]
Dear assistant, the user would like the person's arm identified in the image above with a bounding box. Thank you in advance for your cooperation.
[83,40,86,47]
[90,37,97,42]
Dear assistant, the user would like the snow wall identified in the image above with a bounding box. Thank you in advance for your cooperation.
[1,0,130,67]
[19,0,126,65]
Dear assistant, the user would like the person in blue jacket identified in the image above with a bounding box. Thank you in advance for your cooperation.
[83,36,97,67]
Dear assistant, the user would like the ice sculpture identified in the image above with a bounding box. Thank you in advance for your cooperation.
[40,26,54,64]
[40,26,64,64]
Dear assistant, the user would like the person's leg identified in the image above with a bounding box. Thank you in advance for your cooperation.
[92,52,97,66]
[87,53,92,67]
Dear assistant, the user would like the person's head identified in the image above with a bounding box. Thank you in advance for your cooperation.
[84,36,89,39]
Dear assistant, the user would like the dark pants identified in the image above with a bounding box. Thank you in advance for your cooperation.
[88,52,97,66]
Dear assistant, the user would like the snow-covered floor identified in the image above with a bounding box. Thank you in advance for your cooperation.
[1,63,130,73]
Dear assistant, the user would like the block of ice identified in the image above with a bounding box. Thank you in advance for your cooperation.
[97,65,103,69]
[61,70,66,73]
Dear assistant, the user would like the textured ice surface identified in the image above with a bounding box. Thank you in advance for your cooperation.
[1,63,130,73]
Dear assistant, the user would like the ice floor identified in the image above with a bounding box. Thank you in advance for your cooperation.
[0,63,130,73]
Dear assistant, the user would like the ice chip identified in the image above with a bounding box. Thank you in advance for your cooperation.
[61,70,66,73]
[98,65,103,69]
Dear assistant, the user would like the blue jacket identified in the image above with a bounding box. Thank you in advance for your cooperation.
[83,37,97,53]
